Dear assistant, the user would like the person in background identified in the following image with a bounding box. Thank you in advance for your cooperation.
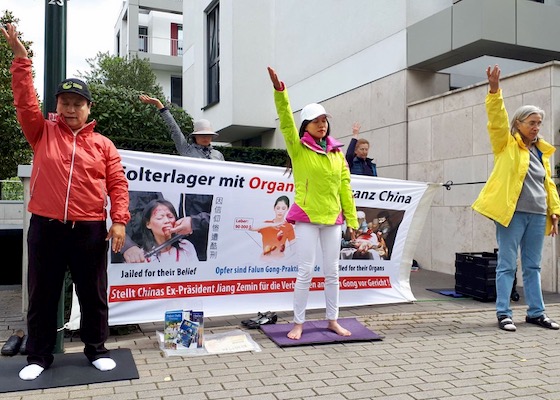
[268,66,358,340]
[2,24,130,380]
[345,122,377,176]
[139,94,224,160]
[472,64,560,332]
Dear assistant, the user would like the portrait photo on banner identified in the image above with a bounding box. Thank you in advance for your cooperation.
[111,190,213,263]
[242,194,297,261]
[340,207,404,261]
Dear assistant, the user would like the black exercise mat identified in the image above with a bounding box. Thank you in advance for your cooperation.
[0,348,138,394]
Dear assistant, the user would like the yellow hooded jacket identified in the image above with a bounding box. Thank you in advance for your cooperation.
[472,89,560,233]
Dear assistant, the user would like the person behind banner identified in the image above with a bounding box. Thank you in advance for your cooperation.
[268,67,359,340]
[140,199,199,263]
[139,94,224,160]
[472,64,560,332]
[250,195,296,258]
[345,122,377,176]
[2,24,130,381]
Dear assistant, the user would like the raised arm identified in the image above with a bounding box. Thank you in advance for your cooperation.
[485,64,510,154]
[268,66,300,152]
[140,94,189,154]
[267,67,284,91]
[352,122,361,139]
[2,24,44,146]
[345,122,360,163]
[487,65,500,94]
[139,94,164,110]
[1,23,28,59]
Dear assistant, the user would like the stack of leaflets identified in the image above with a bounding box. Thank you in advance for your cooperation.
[189,310,204,348]
[163,309,203,350]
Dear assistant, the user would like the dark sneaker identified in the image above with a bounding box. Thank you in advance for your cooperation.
[498,316,516,332]
[526,314,560,330]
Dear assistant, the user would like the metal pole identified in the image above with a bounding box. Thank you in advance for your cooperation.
[44,0,67,354]
[44,0,67,118]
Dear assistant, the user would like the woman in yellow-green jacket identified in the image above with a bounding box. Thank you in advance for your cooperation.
[472,65,560,332]
[268,67,358,341]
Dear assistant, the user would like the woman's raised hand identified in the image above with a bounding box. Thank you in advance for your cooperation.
[352,122,361,139]
[267,67,283,91]
[0,23,28,59]
[486,64,500,94]
[139,94,164,110]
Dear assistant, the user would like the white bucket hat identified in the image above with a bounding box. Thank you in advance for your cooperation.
[192,119,219,136]
[300,103,332,124]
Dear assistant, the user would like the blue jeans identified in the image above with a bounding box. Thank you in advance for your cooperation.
[495,212,546,319]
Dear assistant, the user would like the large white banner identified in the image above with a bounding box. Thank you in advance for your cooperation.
[79,150,437,326]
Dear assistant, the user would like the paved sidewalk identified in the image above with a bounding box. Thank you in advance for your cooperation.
[2,269,560,400]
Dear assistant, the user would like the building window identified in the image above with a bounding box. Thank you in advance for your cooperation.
[206,3,219,106]
[171,76,183,107]
[139,26,148,52]
[116,31,120,55]
[171,24,183,56]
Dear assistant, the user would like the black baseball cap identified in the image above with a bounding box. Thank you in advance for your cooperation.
[55,78,92,102]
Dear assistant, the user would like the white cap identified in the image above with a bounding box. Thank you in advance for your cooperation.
[357,211,366,219]
[300,103,332,124]
[192,119,218,136]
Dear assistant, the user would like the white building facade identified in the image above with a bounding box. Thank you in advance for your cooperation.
[114,0,184,105]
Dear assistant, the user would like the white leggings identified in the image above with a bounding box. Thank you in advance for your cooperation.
[293,222,342,324]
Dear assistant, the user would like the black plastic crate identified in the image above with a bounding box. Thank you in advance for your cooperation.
[455,252,497,302]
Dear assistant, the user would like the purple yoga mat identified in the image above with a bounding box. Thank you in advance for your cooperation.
[260,317,382,347]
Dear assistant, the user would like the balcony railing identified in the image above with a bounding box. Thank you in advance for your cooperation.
[138,35,183,57]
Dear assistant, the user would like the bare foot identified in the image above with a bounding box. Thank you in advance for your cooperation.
[328,320,351,336]
[287,323,303,340]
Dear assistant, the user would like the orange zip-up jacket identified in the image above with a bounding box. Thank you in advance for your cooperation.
[11,57,130,224]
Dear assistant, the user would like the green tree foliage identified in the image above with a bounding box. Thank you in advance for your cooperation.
[80,52,165,98]
[0,11,34,179]
[220,146,288,168]
[88,83,192,152]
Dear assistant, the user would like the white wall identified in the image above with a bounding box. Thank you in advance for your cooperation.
[0,202,24,225]
[154,70,172,99]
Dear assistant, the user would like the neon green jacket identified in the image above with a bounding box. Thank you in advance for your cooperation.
[472,89,560,233]
[274,88,358,229]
